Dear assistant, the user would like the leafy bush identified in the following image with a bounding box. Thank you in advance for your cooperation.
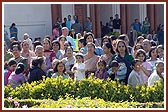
[4,96,164,108]
[4,76,164,103]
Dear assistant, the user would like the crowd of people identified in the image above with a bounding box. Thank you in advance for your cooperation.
[4,15,164,89]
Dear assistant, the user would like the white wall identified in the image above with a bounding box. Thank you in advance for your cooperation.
[4,4,52,41]
[100,4,112,25]
[61,4,74,21]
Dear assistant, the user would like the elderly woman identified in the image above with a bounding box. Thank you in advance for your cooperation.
[84,42,100,78]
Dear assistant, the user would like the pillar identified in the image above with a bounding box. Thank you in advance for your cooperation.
[154,4,159,31]
[51,4,62,26]
[95,4,101,38]
[120,4,126,34]
[90,4,96,36]
[147,4,155,32]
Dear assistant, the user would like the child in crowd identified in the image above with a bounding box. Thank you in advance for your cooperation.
[108,60,119,80]
[156,45,164,61]
[51,60,70,80]
[4,59,17,86]
[72,53,85,81]
[148,61,164,86]
[95,60,109,80]
[47,58,59,77]
[8,63,27,89]
[128,59,145,87]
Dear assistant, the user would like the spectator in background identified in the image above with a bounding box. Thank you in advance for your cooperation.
[54,17,62,36]
[62,17,67,27]
[71,18,83,34]
[4,41,14,68]
[101,22,111,37]
[142,39,151,57]
[113,14,121,34]
[4,25,10,49]
[23,33,33,50]
[156,45,164,61]
[84,17,92,32]
[142,17,150,34]
[9,23,18,40]
[131,19,142,33]
[157,24,164,45]
[66,15,73,31]
[127,25,137,47]
[108,16,113,32]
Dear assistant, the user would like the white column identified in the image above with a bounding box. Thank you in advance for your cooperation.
[87,4,90,17]
[139,4,147,23]
[111,4,120,17]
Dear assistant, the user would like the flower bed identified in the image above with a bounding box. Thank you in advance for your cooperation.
[5,76,164,103]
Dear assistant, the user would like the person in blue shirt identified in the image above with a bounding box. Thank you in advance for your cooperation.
[9,23,18,40]
[84,17,92,32]
[131,19,142,33]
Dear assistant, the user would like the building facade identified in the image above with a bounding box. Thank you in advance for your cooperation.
[4,4,164,41]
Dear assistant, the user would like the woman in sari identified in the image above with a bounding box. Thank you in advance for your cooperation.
[84,42,100,78]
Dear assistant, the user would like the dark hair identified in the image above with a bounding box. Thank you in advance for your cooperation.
[64,41,72,47]
[102,36,111,45]
[84,32,95,43]
[111,60,119,67]
[33,41,42,51]
[116,40,128,54]
[103,42,115,54]
[65,46,73,53]
[131,59,140,67]
[79,38,86,46]
[58,35,67,42]
[43,37,51,45]
[149,46,157,57]
[10,23,16,28]
[8,59,17,66]
[52,40,60,50]
[110,35,117,41]
[32,57,45,68]
[150,40,157,47]
[97,60,107,68]
[133,44,143,51]
[44,35,51,40]
[54,61,66,73]
[11,41,21,49]
[135,49,147,62]
[11,44,21,51]
[15,63,25,75]
[157,45,164,50]
[136,36,144,43]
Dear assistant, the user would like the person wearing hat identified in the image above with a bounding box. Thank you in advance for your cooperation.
[8,63,27,89]
[72,52,85,81]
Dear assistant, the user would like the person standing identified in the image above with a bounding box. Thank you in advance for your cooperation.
[108,16,113,32]
[9,23,18,40]
[131,19,142,33]
[4,25,10,49]
[142,17,150,34]
[84,17,92,33]
[113,14,121,34]
[157,24,164,45]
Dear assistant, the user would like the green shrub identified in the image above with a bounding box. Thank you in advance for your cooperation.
[4,76,164,103]
[4,96,164,108]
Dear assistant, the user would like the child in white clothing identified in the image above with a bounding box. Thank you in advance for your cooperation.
[72,53,85,81]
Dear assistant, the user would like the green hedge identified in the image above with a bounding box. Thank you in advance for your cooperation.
[4,76,164,103]
[4,96,164,108]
